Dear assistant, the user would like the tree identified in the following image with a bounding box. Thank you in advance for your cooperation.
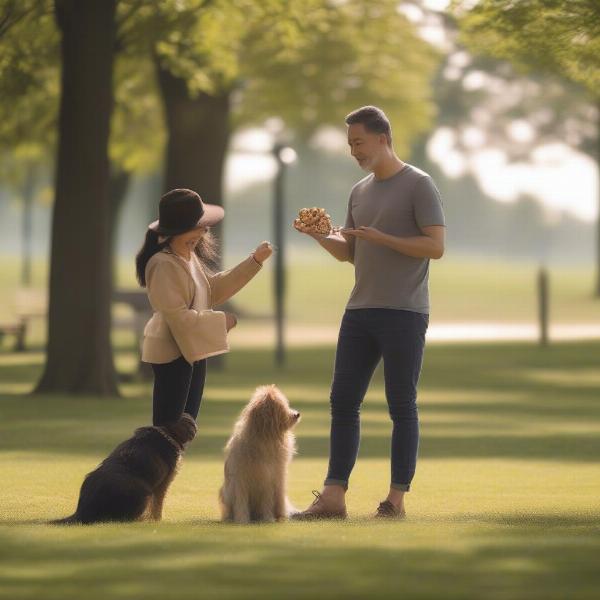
[36,0,119,395]
[456,0,600,292]
[0,0,164,395]
[455,0,600,96]
[0,1,57,285]
[0,0,164,257]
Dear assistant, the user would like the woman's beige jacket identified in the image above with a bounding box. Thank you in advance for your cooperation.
[141,249,261,365]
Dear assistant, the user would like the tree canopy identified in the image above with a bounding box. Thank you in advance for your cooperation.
[456,0,600,98]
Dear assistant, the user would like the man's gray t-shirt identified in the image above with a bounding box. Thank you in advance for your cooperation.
[344,164,445,314]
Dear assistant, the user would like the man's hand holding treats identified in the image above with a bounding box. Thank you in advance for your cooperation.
[294,207,334,236]
[292,207,353,263]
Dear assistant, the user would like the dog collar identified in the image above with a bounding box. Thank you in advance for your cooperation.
[153,426,185,452]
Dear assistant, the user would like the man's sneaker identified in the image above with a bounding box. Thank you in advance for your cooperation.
[290,490,347,521]
[374,500,406,519]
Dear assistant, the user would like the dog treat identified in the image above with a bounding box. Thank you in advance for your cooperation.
[295,207,333,235]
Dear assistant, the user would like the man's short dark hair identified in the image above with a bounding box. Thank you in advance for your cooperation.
[345,106,392,145]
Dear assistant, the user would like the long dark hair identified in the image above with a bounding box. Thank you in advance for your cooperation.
[135,228,220,287]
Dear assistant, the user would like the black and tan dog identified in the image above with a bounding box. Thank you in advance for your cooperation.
[52,414,197,524]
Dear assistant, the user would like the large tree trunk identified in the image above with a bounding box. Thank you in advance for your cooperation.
[109,165,131,252]
[155,61,231,246]
[35,0,118,395]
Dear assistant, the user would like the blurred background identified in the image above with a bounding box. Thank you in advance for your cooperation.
[0,0,598,388]
[1,2,599,598]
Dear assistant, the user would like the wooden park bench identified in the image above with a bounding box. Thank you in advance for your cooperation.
[0,288,47,352]
[112,289,153,377]
[0,288,151,362]
[0,318,27,351]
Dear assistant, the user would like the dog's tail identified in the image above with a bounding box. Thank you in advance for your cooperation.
[48,513,80,525]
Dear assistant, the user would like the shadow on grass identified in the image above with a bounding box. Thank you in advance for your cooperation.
[0,513,599,600]
[1,342,599,463]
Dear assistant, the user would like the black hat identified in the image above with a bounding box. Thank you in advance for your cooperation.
[148,189,225,236]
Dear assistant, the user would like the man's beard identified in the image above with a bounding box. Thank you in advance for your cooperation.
[357,156,374,171]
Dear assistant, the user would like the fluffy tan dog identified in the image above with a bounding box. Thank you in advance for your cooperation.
[219,385,300,523]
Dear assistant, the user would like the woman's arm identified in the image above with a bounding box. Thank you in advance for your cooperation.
[207,242,272,307]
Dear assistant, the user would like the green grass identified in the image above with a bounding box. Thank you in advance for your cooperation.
[1,254,599,327]
[1,341,600,599]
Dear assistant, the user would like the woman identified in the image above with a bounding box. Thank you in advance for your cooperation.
[136,188,272,426]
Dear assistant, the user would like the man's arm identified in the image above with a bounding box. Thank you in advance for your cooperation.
[293,223,354,263]
[342,225,445,259]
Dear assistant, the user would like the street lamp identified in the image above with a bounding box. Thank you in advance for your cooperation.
[272,143,297,366]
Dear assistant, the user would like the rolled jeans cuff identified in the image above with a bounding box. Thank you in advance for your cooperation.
[391,482,410,492]
[324,478,348,491]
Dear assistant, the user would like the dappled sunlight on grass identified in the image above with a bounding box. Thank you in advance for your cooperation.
[519,368,600,388]
[1,340,600,598]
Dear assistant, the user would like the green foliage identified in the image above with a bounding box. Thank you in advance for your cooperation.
[242,0,439,150]
[0,1,58,147]
[456,0,600,98]
[0,0,166,181]
[0,0,439,191]
[0,1,58,186]
[110,53,164,174]
[151,0,440,151]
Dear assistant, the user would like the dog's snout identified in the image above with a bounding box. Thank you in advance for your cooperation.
[293,411,301,419]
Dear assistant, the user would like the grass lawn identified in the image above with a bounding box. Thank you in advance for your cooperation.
[1,254,599,327]
[1,340,599,599]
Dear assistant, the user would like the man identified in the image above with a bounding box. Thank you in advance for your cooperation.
[293,106,445,519]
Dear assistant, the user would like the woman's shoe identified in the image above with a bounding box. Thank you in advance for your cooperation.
[374,500,406,519]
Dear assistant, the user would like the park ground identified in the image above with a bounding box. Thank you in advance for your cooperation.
[1,257,599,599]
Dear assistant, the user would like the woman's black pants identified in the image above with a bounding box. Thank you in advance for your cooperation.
[151,356,206,426]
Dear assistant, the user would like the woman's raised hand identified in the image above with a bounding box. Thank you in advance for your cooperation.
[253,241,273,265]
[224,312,237,331]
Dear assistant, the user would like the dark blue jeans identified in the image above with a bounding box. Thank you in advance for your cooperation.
[151,356,206,426]
[325,308,428,492]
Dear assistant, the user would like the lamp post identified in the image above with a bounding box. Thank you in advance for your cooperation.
[21,166,35,287]
[271,143,297,366]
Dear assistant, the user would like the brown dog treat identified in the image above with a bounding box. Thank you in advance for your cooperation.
[296,207,333,235]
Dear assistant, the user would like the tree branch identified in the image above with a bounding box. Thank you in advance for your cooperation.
[0,1,48,39]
